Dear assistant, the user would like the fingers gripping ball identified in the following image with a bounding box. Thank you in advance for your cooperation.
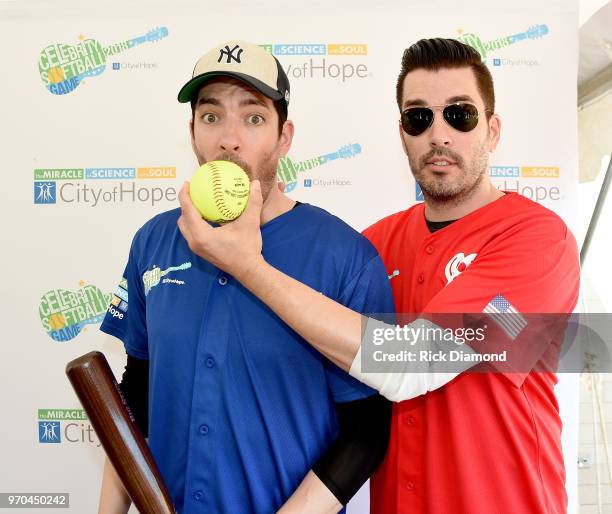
[189,161,250,223]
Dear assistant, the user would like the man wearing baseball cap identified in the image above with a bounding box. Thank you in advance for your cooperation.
[98,40,394,513]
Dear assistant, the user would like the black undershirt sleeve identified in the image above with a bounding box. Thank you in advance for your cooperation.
[313,394,392,506]
[118,353,149,437]
[294,199,392,503]
[119,349,392,506]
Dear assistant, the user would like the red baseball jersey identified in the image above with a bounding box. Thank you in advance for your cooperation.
[363,192,579,514]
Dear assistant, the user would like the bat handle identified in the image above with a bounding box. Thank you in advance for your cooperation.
[66,351,176,514]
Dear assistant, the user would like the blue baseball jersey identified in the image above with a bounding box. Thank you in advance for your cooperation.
[100,204,395,514]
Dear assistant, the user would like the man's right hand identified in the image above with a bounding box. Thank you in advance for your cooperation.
[177,179,266,282]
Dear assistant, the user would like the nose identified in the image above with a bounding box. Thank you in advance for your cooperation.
[428,113,453,148]
[218,117,242,153]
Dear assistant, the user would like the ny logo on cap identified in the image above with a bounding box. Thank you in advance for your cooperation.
[218,44,243,64]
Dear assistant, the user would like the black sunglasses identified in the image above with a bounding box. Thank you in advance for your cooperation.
[401,102,488,136]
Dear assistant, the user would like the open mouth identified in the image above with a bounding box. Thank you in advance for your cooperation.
[426,160,457,171]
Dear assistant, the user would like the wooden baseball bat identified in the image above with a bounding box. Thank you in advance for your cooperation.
[66,351,176,514]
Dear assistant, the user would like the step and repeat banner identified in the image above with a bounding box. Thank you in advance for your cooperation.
[1,1,579,512]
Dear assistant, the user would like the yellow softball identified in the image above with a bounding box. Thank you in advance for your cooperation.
[190,160,250,223]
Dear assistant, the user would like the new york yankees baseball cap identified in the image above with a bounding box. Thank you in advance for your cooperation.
[177,40,290,115]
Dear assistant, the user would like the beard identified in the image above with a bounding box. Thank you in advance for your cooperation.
[199,151,279,202]
[409,138,489,206]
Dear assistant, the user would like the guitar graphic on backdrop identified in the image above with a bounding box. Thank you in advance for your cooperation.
[277,143,362,193]
[38,26,169,95]
[458,24,549,60]
[39,284,112,342]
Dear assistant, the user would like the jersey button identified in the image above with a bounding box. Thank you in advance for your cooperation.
[406,416,416,426]
[199,424,209,435]
[193,490,204,501]
[205,357,215,368]
[426,245,434,254]
[406,481,415,491]
[417,273,425,284]
[218,276,228,286]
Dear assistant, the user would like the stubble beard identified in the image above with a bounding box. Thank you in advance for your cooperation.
[410,138,490,208]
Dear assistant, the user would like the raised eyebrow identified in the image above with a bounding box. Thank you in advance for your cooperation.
[240,97,270,109]
[195,96,269,110]
[195,97,220,109]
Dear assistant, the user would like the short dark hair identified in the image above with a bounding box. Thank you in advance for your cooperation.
[396,38,495,118]
[190,95,287,136]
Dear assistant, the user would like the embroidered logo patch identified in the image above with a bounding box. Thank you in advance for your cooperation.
[143,262,192,295]
[445,253,477,285]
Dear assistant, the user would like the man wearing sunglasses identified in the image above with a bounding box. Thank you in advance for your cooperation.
[177,38,580,513]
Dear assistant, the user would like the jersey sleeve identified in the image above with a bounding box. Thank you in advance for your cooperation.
[424,214,580,387]
[100,232,149,360]
[324,253,397,402]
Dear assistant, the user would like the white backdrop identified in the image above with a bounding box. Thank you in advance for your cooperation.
[1,1,579,512]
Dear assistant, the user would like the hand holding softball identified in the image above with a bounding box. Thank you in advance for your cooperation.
[178,179,265,282]
[189,160,250,223]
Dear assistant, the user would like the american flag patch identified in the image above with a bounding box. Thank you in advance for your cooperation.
[483,294,527,340]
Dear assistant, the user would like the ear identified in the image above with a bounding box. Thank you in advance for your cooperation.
[278,119,295,157]
[487,113,501,152]
[398,120,409,155]
[189,118,197,155]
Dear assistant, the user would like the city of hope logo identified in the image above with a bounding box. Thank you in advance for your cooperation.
[34,182,57,204]
[38,409,99,446]
[33,167,177,207]
[260,43,370,82]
